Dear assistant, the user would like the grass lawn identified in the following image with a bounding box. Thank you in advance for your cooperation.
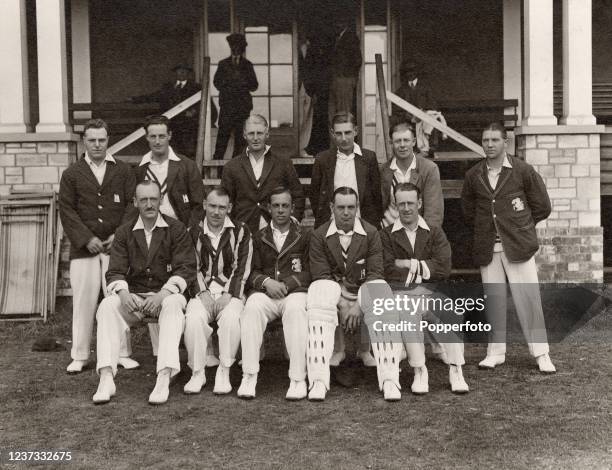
[1,296,612,469]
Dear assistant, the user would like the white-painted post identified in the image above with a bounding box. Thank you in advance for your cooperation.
[36,0,70,133]
[522,0,557,126]
[560,0,596,126]
[71,0,92,120]
[0,0,30,133]
[503,0,522,153]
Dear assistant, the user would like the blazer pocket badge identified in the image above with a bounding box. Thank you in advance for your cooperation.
[291,256,302,273]
[166,264,172,273]
[355,259,366,280]
[512,197,525,212]
[182,194,189,203]
[114,194,120,203]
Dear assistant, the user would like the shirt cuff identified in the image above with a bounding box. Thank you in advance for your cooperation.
[162,275,187,294]
[107,280,129,295]
[340,285,358,301]
[421,261,431,280]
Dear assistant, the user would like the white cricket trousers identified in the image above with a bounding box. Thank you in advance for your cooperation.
[70,254,109,361]
[183,295,243,372]
[96,293,186,376]
[241,292,308,381]
[480,252,549,357]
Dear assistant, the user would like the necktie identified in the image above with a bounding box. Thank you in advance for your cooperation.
[338,230,353,268]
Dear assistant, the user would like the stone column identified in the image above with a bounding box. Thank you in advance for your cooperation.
[522,0,557,126]
[0,0,30,133]
[36,0,70,133]
[559,0,596,126]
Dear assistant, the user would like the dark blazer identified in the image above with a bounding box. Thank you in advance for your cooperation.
[250,221,311,294]
[105,214,196,295]
[310,148,383,229]
[134,153,205,228]
[392,80,437,116]
[380,223,451,285]
[213,56,258,117]
[380,154,444,227]
[309,218,384,296]
[221,150,305,234]
[461,155,551,266]
[331,29,362,79]
[59,157,135,260]
[189,217,253,300]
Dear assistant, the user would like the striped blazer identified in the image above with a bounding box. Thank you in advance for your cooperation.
[189,217,253,299]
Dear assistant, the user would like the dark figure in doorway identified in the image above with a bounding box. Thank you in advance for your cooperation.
[213,33,259,159]
[132,63,215,159]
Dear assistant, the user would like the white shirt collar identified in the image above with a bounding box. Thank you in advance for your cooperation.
[326,217,367,238]
[389,155,416,173]
[202,216,235,236]
[271,221,290,234]
[84,153,116,166]
[247,145,271,160]
[391,215,430,233]
[486,154,513,171]
[336,143,362,159]
[132,213,169,231]
[139,146,181,166]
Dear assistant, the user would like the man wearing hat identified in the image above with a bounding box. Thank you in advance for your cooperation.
[133,63,208,159]
[392,60,443,153]
[213,33,258,160]
[328,17,362,124]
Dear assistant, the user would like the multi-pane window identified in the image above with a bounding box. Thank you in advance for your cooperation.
[245,26,294,128]
[363,25,388,127]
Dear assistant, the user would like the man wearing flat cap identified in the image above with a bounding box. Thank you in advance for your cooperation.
[132,63,207,159]
[213,33,259,160]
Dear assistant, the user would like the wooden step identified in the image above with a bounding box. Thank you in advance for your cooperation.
[202,157,316,167]
[433,151,481,162]
[202,178,465,198]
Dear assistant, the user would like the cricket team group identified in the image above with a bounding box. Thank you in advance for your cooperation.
[59,111,556,405]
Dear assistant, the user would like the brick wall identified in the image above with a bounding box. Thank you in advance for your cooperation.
[517,129,604,282]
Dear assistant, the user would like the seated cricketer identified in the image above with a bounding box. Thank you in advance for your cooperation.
[372,182,468,401]
[183,187,253,395]
[93,180,196,405]
[306,186,384,401]
[238,186,311,400]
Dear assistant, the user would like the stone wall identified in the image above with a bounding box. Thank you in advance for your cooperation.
[516,126,605,282]
[0,135,79,295]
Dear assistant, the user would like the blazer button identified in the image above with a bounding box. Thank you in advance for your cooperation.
[97,218,103,223]
[97,192,101,196]
[493,214,497,218]
[492,199,495,203]
[97,205,103,210]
